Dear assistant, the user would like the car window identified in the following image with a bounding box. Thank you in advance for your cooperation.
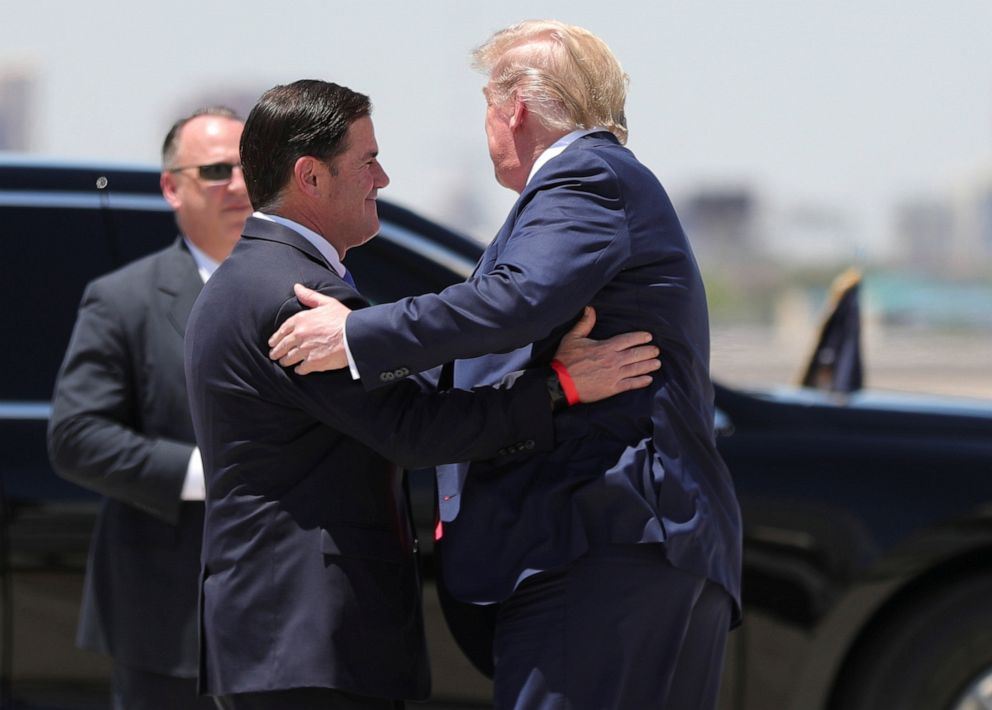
[0,202,174,402]
[346,228,468,303]
[0,205,115,401]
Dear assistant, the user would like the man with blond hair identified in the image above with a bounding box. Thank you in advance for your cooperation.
[268,21,742,709]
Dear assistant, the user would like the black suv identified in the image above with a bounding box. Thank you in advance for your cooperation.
[3,157,992,710]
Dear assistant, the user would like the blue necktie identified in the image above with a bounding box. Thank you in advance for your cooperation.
[341,269,357,289]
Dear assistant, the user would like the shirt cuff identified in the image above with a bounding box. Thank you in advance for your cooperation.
[343,316,360,381]
[181,447,205,501]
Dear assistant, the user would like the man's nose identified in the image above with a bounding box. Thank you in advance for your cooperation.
[374,162,390,189]
[228,165,248,195]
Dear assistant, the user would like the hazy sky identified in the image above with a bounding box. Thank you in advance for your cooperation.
[4,0,991,253]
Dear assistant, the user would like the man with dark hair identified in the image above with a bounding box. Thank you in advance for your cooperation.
[238,81,372,212]
[48,107,251,710]
[185,79,659,710]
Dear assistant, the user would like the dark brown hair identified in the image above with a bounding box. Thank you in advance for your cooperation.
[240,80,371,211]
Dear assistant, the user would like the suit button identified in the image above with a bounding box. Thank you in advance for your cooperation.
[524,440,535,450]
[380,371,394,382]
[497,448,507,456]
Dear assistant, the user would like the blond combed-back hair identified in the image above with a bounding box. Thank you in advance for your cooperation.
[473,19,629,145]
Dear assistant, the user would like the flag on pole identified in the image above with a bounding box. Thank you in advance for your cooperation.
[800,268,864,393]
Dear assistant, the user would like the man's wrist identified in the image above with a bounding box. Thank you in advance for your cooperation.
[547,367,570,413]
[550,359,581,406]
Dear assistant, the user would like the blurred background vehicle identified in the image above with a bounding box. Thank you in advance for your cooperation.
[1,158,991,710]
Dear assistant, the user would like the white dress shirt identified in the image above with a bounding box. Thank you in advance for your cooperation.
[179,236,221,501]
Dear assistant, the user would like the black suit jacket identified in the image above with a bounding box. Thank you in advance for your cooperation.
[184,217,553,699]
[48,238,205,676]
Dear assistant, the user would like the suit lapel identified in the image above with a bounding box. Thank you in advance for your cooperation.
[158,238,204,338]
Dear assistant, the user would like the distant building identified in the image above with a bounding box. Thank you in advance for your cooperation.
[950,175,992,277]
[680,185,864,270]
[890,196,955,274]
[0,66,35,151]
[680,186,760,266]
[770,203,859,267]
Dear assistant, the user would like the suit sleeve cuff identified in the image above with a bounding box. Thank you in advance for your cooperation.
[181,447,205,501]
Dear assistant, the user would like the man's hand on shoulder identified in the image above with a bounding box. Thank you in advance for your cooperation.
[552,306,660,404]
[268,284,352,374]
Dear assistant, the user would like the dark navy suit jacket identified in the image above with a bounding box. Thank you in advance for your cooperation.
[48,238,205,677]
[184,217,555,699]
[346,133,742,616]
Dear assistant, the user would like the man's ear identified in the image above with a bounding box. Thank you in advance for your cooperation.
[509,94,528,132]
[160,171,181,210]
[293,156,323,197]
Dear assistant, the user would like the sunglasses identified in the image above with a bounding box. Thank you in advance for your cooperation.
[169,162,242,183]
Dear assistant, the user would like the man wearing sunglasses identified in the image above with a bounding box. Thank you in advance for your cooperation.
[48,107,252,710]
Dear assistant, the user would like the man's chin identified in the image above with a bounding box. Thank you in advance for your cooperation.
[222,224,247,244]
[224,213,251,231]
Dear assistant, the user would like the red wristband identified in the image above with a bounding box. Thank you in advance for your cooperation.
[550,359,581,406]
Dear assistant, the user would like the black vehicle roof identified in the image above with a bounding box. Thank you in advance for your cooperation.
[0,155,484,262]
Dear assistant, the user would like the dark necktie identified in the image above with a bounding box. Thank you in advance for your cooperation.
[341,269,357,289]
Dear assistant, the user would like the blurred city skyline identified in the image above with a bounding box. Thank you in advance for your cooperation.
[3,0,991,267]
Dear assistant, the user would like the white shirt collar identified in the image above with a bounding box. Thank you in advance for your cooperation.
[526,127,608,186]
[183,237,221,284]
[252,211,347,278]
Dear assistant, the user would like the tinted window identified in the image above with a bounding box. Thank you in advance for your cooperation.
[0,203,174,401]
[346,229,469,303]
[1,204,114,401]
[105,205,176,266]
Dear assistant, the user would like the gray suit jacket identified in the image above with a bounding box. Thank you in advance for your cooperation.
[48,237,205,676]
